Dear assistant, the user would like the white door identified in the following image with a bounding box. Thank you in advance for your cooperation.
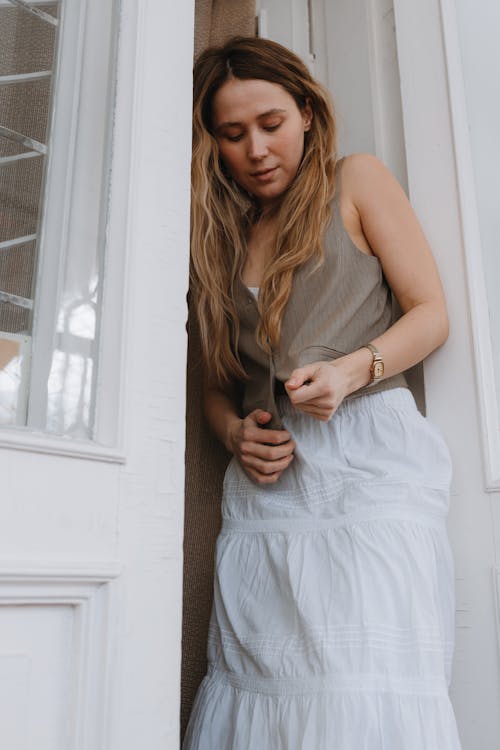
[0,1,193,748]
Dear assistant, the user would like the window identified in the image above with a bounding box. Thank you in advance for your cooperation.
[0,0,60,426]
[0,0,119,440]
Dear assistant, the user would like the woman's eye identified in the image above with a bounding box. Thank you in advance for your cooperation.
[264,123,281,132]
[226,133,243,142]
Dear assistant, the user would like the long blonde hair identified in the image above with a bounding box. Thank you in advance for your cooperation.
[191,36,338,384]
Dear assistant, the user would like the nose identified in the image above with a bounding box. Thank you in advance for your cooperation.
[246,129,269,160]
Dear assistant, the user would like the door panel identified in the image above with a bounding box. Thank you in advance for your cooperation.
[0,1,193,748]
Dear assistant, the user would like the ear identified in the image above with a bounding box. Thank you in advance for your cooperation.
[302,98,313,131]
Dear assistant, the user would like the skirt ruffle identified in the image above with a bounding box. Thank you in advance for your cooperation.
[184,667,462,750]
[183,388,462,749]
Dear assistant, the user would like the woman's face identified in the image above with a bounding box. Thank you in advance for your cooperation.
[211,78,312,210]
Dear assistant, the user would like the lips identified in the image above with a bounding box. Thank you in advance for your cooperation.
[251,166,278,180]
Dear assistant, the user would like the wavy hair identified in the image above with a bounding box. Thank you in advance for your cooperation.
[191,36,338,384]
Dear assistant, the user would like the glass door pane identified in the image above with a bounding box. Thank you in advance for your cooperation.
[0,0,60,425]
[0,0,118,439]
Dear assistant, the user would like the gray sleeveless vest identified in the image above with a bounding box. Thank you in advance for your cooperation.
[232,158,408,429]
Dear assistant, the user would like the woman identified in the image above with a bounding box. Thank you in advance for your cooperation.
[184,36,462,749]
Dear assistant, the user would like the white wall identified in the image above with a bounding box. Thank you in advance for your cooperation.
[322,0,376,156]
[394,0,500,745]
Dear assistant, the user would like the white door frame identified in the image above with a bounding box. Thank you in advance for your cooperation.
[97,1,194,746]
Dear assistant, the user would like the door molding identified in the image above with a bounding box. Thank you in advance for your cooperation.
[438,0,500,492]
[0,562,122,749]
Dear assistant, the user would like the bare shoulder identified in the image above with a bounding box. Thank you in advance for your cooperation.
[338,153,445,314]
[341,152,386,173]
[336,153,404,258]
[340,152,403,205]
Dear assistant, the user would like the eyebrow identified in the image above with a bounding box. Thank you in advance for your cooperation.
[214,108,287,133]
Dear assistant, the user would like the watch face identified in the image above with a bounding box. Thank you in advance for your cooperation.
[373,361,384,378]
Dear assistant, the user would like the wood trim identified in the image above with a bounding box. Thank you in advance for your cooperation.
[0,428,126,462]
[438,0,500,491]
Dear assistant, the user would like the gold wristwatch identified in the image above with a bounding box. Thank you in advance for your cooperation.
[363,343,384,386]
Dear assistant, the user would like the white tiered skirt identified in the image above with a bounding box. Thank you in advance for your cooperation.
[183,388,463,749]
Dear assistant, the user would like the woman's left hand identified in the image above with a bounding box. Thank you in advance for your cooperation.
[284,361,351,420]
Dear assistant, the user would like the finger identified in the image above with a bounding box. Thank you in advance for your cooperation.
[242,452,294,476]
[294,403,335,420]
[288,379,328,404]
[243,453,294,474]
[255,410,273,425]
[247,409,275,426]
[240,440,296,461]
[291,398,332,415]
[291,396,333,410]
[243,423,293,445]
[246,467,283,484]
[285,364,317,390]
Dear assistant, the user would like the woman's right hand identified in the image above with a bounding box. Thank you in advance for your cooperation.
[227,409,296,485]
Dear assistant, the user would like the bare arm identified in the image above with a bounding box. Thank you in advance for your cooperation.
[201,370,243,452]
[286,153,449,418]
[202,366,296,484]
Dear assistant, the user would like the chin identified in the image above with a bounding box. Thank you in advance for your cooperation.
[257,187,287,205]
